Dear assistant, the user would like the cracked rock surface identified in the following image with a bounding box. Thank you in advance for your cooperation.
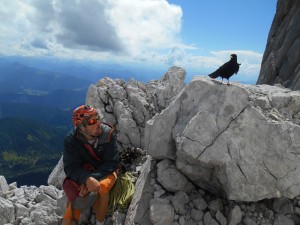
[85,66,186,150]
[256,0,300,91]
[145,76,300,201]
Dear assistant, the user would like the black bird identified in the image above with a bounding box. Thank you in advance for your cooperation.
[208,54,241,85]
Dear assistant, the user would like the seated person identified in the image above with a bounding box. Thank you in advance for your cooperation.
[62,105,120,225]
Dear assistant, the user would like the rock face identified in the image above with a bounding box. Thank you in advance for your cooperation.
[2,66,300,225]
[256,0,300,90]
[0,175,64,225]
[145,76,300,202]
[48,156,66,189]
[124,156,155,225]
[85,66,186,150]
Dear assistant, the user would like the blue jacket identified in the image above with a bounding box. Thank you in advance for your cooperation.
[63,124,120,184]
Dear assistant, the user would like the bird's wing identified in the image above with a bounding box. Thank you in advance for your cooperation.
[234,63,240,74]
[217,61,232,72]
[208,61,232,78]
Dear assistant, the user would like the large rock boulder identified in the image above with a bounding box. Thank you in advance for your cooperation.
[85,66,186,150]
[145,76,300,201]
[48,156,66,189]
[124,156,155,225]
[257,0,300,90]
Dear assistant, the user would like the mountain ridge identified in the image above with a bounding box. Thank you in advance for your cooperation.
[0,62,92,93]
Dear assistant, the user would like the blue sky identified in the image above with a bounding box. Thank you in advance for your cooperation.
[168,1,276,52]
[0,0,277,83]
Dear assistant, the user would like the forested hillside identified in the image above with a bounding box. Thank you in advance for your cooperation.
[0,118,68,185]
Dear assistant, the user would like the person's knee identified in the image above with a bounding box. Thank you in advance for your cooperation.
[98,173,117,195]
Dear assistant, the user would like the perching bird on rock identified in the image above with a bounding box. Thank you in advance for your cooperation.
[208,54,241,85]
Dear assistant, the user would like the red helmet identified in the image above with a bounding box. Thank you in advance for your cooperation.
[72,105,98,127]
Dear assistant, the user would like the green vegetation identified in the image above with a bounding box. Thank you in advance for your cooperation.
[0,117,68,182]
[2,151,33,162]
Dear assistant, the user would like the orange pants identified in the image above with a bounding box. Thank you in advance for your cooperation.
[63,173,117,220]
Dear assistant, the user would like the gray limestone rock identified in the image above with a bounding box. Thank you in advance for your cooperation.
[171,191,189,215]
[192,197,207,211]
[124,156,155,225]
[257,0,300,91]
[273,214,295,225]
[215,210,227,225]
[208,199,223,212]
[15,202,30,219]
[243,216,257,225]
[0,176,9,198]
[0,197,15,225]
[86,66,186,150]
[48,156,66,190]
[190,208,203,222]
[144,76,300,201]
[203,211,219,225]
[156,159,194,193]
[112,211,126,225]
[295,207,300,216]
[155,66,186,110]
[272,197,294,214]
[149,198,175,225]
[229,205,242,225]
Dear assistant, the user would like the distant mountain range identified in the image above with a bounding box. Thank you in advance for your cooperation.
[0,56,168,186]
[0,62,91,93]
[0,55,166,83]
[0,57,96,186]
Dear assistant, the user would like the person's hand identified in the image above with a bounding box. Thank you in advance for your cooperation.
[78,184,89,197]
[85,176,101,193]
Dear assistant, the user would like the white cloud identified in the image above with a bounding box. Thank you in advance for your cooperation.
[0,0,183,58]
[26,0,124,53]
[106,0,182,54]
[0,1,35,55]
[210,50,263,64]
[0,0,263,81]
[157,48,262,79]
[186,50,263,78]
[209,50,263,76]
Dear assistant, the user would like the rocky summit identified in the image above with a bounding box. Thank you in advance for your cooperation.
[1,0,300,224]
[145,76,300,202]
[1,66,300,225]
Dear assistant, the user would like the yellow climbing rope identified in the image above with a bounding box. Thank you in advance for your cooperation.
[108,172,135,214]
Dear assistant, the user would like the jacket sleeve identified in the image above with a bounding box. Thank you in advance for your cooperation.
[88,133,120,181]
[63,134,92,184]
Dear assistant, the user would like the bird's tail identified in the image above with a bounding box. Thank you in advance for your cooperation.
[208,72,219,79]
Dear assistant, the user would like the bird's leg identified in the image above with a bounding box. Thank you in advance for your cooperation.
[227,79,231,86]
